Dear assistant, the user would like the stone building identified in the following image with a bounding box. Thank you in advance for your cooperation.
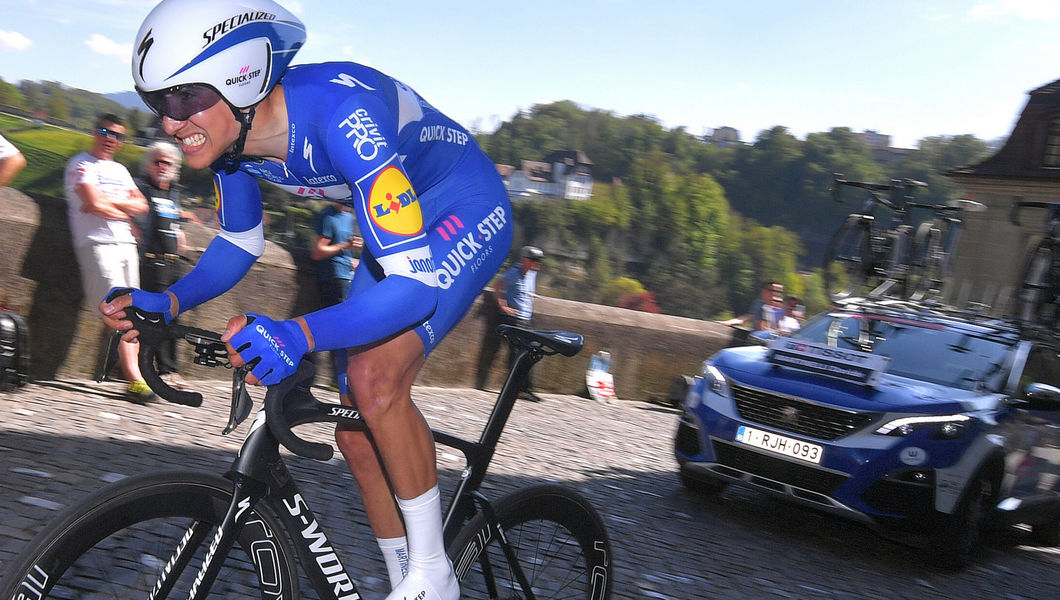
[499,150,593,200]
[946,78,1060,313]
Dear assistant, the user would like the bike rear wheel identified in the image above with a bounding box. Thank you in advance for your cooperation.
[0,471,299,600]
[908,220,946,301]
[823,216,875,302]
[1017,238,1060,328]
[448,484,612,600]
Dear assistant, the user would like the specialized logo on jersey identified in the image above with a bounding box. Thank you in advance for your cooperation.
[329,73,376,91]
[368,166,422,236]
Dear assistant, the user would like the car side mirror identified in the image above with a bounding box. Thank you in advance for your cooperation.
[1019,382,1060,411]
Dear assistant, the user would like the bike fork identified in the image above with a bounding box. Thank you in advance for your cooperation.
[151,476,264,600]
[470,491,538,600]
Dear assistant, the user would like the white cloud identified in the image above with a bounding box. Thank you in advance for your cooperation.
[85,33,132,64]
[971,0,1060,20]
[0,30,33,51]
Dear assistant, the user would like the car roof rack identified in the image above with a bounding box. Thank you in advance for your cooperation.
[830,296,1024,341]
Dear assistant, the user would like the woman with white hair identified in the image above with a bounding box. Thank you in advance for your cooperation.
[134,140,193,389]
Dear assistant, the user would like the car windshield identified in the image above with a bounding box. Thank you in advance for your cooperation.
[789,313,1014,391]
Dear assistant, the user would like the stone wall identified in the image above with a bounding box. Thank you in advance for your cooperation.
[0,187,736,401]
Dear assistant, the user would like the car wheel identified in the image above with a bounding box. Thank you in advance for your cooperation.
[1029,520,1060,547]
[926,473,992,570]
[679,468,727,496]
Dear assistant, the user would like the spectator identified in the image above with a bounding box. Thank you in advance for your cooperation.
[309,200,362,391]
[490,246,543,399]
[778,295,803,334]
[720,279,784,332]
[134,141,195,390]
[65,114,151,402]
[0,132,27,188]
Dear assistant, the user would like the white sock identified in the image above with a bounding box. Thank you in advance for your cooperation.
[376,536,409,589]
[384,486,458,600]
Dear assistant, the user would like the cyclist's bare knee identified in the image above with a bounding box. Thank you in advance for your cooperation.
[345,332,424,424]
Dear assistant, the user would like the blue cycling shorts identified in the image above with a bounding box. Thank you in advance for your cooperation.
[350,151,513,356]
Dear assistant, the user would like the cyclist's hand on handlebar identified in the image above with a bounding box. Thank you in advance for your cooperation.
[99,287,175,341]
[223,313,311,386]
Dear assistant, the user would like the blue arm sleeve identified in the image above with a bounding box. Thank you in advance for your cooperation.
[166,168,264,313]
[167,235,257,313]
[303,273,436,351]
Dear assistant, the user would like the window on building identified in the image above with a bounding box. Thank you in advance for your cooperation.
[1045,116,1060,168]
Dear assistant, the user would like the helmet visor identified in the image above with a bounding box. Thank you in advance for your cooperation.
[138,84,224,121]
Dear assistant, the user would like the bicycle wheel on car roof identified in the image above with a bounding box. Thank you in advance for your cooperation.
[1017,237,1060,329]
[823,216,876,303]
[0,471,300,600]
[908,220,947,302]
[448,483,612,600]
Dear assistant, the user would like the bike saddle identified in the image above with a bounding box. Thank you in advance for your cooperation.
[499,325,584,357]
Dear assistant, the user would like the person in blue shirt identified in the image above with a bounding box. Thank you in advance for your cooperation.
[310,201,362,391]
[100,2,512,598]
[492,246,543,398]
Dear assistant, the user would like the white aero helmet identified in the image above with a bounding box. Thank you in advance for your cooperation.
[133,0,306,115]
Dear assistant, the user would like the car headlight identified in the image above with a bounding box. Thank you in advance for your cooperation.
[874,414,971,440]
[699,363,730,398]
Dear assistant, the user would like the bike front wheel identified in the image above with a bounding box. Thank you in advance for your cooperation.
[448,483,612,600]
[0,471,300,600]
[823,216,875,302]
[1018,238,1060,328]
[908,220,946,301]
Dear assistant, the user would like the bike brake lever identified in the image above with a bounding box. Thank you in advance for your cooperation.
[95,330,123,383]
[223,365,254,435]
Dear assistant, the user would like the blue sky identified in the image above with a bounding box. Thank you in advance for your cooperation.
[0,0,1057,148]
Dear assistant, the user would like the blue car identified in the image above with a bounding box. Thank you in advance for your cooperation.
[675,298,1060,568]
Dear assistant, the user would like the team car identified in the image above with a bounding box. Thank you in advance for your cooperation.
[675,298,1060,568]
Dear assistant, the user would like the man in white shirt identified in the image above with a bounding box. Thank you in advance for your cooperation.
[0,133,26,187]
[64,114,152,402]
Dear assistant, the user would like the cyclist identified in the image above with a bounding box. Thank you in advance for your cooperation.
[100,2,512,599]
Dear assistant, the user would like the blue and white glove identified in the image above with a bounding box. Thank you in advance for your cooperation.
[229,314,310,386]
[104,287,174,324]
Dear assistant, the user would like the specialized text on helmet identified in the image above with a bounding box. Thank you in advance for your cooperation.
[203,11,277,48]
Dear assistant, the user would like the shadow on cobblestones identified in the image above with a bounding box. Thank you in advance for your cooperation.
[2,381,1059,600]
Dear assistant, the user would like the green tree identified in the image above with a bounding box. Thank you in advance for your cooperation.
[47,93,69,122]
[0,77,27,110]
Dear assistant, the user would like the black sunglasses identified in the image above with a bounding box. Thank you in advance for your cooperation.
[96,127,125,142]
[138,83,225,121]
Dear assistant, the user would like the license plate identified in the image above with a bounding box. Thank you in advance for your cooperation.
[735,425,823,464]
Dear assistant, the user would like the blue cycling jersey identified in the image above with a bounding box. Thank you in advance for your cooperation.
[168,62,512,355]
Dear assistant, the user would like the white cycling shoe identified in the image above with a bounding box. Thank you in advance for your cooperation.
[385,563,459,600]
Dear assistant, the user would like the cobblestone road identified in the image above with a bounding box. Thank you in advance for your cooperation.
[2,378,1059,599]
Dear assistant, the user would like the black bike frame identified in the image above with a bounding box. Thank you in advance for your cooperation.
[157,341,543,600]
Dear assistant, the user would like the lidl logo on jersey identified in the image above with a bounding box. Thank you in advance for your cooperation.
[357,155,425,250]
[369,167,422,235]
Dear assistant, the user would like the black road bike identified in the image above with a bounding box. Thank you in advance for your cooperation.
[904,196,984,302]
[822,173,975,302]
[0,310,612,600]
[1010,200,1060,329]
